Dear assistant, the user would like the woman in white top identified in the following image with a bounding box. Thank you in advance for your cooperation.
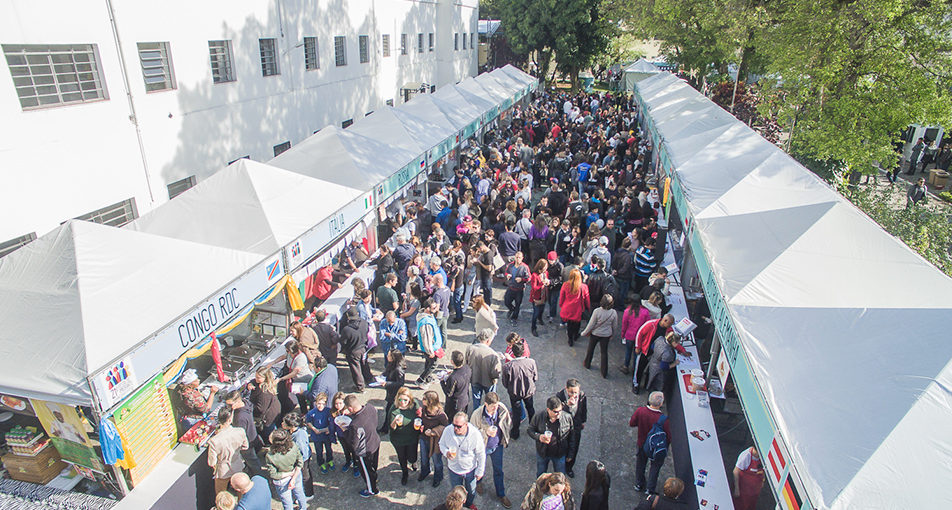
[641,291,664,320]
[580,295,619,378]
[272,340,314,414]
[471,295,498,336]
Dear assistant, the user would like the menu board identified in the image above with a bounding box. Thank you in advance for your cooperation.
[250,310,287,338]
[112,373,177,486]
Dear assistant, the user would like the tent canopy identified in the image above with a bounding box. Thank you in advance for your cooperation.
[0,221,263,406]
[456,77,507,109]
[636,72,952,510]
[432,84,495,124]
[623,59,662,92]
[397,94,472,132]
[349,107,455,154]
[126,159,364,255]
[496,65,535,87]
[267,126,418,192]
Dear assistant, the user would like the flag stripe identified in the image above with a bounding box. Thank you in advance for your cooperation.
[782,476,802,510]
[768,451,782,482]
[773,437,787,469]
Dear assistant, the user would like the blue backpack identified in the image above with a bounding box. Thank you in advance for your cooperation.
[643,415,668,462]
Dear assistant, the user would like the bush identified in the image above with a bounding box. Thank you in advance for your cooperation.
[940,191,952,203]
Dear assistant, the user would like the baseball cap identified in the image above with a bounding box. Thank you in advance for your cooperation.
[547,251,558,261]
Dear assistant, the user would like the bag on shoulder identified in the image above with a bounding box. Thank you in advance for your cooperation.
[643,414,668,462]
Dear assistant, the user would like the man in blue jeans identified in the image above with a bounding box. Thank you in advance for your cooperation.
[466,329,502,412]
[471,392,514,508]
[527,397,575,477]
[440,412,486,509]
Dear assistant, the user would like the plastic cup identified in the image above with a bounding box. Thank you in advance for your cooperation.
[488,426,498,436]
[414,418,422,430]
[543,430,553,441]
[448,447,458,458]
[395,414,404,426]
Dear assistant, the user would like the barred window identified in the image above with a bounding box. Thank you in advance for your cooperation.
[304,37,319,70]
[335,36,347,66]
[463,33,467,50]
[386,99,394,107]
[341,119,354,128]
[137,42,175,92]
[167,175,196,199]
[75,198,138,227]
[471,33,475,49]
[259,38,279,76]
[401,34,408,55]
[273,141,291,157]
[382,34,390,58]
[3,44,108,110]
[208,40,235,83]
[428,33,434,52]
[359,35,369,64]
[454,34,459,51]
[418,34,424,54]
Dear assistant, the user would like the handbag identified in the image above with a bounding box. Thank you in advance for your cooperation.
[434,347,445,359]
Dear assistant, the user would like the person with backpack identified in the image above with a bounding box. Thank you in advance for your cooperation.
[629,391,671,495]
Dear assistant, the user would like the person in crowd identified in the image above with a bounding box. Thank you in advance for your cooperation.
[378,349,407,433]
[611,238,635,307]
[471,391,513,508]
[271,340,314,414]
[416,299,444,385]
[580,295,619,378]
[401,281,424,352]
[376,273,401,314]
[732,447,766,510]
[633,236,657,291]
[579,460,610,510]
[502,340,537,441]
[640,290,664,320]
[629,392,671,495]
[645,331,682,393]
[344,394,382,497]
[223,390,263,473]
[520,472,575,510]
[556,379,588,478]
[472,294,498,336]
[379,310,408,356]
[177,369,218,429]
[215,491,237,510]
[388,387,422,485]
[419,390,450,487]
[442,350,472,419]
[503,332,531,361]
[474,241,496,305]
[559,269,590,347]
[207,407,248,494]
[499,220,522,263]
[527,397,576,477]
[339,307,373,393]
[620,298,651,375]
[635,478,687,510]
[907,177,928,207]
[282,413,314,500]
[305,356,338,406]
[466,328,503,411]
[503,251,531,326]
[311,309,341,366]
[264,429,305,510]
[545,252,564,322]
[230,472,271,510]
[529,258,550,337]
[289,321,320,364]
[330,392,356,475]
[439,412,486,510]
[431,273,452,341]
[247,367,280,443]
[633,314,676,394]
[434,485,469,510]
[304,392,336,474]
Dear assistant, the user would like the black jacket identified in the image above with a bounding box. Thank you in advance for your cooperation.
[345,403,381,458]
[339,318,369,354]
[440,365,471,413]
[527,409,575,459]
[611,248,634,280]
[382,361,406,403]
[233,398,260,448]
[556,388,588,429]
[311,322,340,361]
[579,473,610,510]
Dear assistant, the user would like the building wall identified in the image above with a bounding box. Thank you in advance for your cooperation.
[0,0,477,243]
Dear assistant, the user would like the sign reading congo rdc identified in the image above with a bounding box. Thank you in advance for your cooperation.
[89,254,285,412]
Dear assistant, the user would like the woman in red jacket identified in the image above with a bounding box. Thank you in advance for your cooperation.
[559,269,590,347]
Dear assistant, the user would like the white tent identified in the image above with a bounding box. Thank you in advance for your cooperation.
[636,72,952,510]
[494,65,534,87]
[398,94,473,132]
[457,76,508,110]
[0,221,263,406]
[349,107,455,155]
[432,84,495,124]
[126,159,364,255]
[267,125,418,192]
[623,59,662,91]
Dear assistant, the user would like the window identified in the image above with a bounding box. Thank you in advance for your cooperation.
[304,37,319,70]
[430,85,436,93]
[359,35,369,64]
[167,175,196,199]
[208,40,235,83]
[259,38,279,76]
[463,33,467,50]
[471,33,475,49]
[401,34,408,55]
[137,42,175,92]
[227,155,250,165]
[341,119,354,128]
[454,34,459,51]
[334,36,347,66]
[365,111,373,116]
[0,232,36,259]
[386,99,394,107]
[418,34,424,54]
[75,198,138,227]
[3,44,108,110]
[428,33,434,52]
[382,34,390,58]
[273,141,291,157]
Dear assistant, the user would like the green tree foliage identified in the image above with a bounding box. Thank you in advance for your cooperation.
[498,0,612,90]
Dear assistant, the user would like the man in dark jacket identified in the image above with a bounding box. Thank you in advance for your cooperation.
[501,341,537,440]
[527,397,575,477]
[611,238,635,308]
[586,258,616,310]
[545,252,564,322]
[555,379,587,478]
[339,307,373,393]
[311,309,341,366]
[224,390,264,474]
[344,395,381,497]
[441,350,471,419]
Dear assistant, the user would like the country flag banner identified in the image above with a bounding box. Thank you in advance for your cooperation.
[781,472,803,510]
[767,436,788,486]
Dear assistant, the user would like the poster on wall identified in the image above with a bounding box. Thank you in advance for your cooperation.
[32,399,105,472]
[91,356,137,412]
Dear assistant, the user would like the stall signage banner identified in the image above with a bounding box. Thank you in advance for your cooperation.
[462,119,480,140]
[91,357,137,413]
[429,136,458,162]
[89,254,284,412]
[286,192,374,270]
[502,97,513,109]
[32,398,104,472]
[379,156,426,200]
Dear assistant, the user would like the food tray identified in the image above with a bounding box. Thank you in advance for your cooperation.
[5,432,45,448]
[11,439,51,457]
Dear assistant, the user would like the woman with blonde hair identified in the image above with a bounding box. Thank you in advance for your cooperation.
[471,294,498,336]
[388,386,422,485]
[248,366,280,442]
[214,490,236,510]
[520,472,575,510]
[642,290,664,320]
[559,269,590,347]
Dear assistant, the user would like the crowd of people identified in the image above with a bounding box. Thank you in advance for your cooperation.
[194,86,757,510]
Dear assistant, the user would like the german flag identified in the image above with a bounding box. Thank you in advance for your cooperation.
[781,473,803,510]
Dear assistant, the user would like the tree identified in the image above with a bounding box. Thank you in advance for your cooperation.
[591,31,645,81]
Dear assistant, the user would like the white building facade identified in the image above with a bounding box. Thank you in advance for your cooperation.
[0,0,478,246]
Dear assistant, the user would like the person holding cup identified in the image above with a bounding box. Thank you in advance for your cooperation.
[439,412,486,509]
[527,397,576,478]
[389,387,422,486]
[471,392,514,508]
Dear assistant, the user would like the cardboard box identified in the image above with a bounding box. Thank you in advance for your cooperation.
[2,444,67,484]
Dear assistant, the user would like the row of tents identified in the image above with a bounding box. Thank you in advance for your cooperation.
[635,72,952,510]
